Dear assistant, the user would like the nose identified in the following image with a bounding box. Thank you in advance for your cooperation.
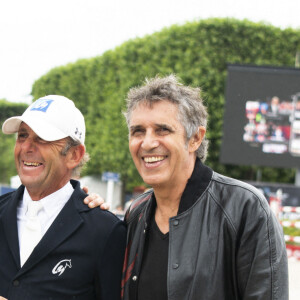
[141,131,159,150]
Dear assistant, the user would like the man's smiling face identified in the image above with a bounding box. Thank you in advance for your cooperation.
[14,122,71,199]
[129,100,198,189]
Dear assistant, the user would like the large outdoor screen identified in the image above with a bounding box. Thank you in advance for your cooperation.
[220,64,300,168]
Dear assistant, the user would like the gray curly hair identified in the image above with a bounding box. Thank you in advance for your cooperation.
[124,75,209,161]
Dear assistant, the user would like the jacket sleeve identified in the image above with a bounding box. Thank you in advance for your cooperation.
[236,195,288,300]
[95,220,127,300]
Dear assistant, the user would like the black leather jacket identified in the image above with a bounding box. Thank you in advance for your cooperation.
[121,161,288,300]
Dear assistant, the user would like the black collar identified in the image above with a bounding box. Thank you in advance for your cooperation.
[177,158,213,214]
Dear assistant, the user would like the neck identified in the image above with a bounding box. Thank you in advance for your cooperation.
[153,155,196,211]
[26,179,71,201]
[153,159,195,234]
[154,190,182,234]
[154,185,184,214]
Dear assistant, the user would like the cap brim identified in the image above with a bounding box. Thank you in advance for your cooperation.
[2,116,23,134]
[2,115,68,141]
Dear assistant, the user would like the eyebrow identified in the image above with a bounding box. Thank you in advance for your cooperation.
[129,125,143,131]
[17,127,27,133]
[129,123,174,131]
[156,123,173,129]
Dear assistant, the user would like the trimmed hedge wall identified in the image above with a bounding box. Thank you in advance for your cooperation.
[0,100,28,183]
[31,18,300,191]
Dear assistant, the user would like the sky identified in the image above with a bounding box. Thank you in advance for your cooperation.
[1,0,300,104]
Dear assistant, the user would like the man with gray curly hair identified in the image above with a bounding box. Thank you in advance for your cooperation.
[118,75,288,300]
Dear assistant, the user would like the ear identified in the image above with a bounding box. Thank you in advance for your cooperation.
[66,144,86,170]
[188,126,206,153]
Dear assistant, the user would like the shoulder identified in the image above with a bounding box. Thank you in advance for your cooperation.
[204,172,278,239]
[0,191,13,202]
[209,172,270,220]
[71,180,126,230]
[211,172,266,201]
[0,190,16,212]
[78,204,127,244]
[83,204,125,230]
[88,207,125,228]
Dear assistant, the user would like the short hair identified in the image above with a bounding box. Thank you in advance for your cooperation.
[124,74,209,161]
[61,137,90,178]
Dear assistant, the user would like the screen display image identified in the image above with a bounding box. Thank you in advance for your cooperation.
[251,181,300,208]
[221,64,300,168]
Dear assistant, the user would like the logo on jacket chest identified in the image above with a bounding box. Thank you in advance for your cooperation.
[52,259,72,276]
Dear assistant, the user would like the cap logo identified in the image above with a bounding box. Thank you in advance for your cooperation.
[30,99,54,113]
[74,127,82,140]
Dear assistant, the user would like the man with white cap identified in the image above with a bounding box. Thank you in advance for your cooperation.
[0,95,126,300]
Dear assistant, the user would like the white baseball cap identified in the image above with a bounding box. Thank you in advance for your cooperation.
[2,95,85,144]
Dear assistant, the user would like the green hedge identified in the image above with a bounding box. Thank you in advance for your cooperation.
[31,18,300,191]
[0,100,28,183]
[0,100,28,121]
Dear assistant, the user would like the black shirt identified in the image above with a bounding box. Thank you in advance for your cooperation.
[137,213,169,300]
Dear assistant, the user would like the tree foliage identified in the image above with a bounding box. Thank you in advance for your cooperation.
[0,100,28,183]
[31,18,300,191]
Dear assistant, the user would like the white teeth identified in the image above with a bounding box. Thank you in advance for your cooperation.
[24,162,41,167]
[144,156,165,163]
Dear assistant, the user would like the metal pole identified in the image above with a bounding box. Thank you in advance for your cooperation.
[106,180,114,210]
[295,172,300,186]
[256,168,262,182]
[294,51,300,186]
[295,51,300,68]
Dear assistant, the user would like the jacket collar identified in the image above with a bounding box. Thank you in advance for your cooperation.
[177,158,212,214]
